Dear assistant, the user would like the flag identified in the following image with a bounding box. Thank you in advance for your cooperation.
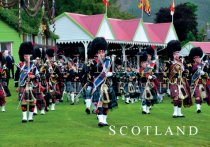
[103,0,109,7]
[170,0,175,15]
[138,0,151,16]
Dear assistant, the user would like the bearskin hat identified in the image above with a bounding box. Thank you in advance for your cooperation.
[46,48,55,58]
[0,52,2,63]
[88,37,108,58]
[146,46,155,58]
[115,57,122,65]
[189,47,203,63]
[166,40,181,60]
[33,46,45,60]
[57,49,64,59]
[18,42,34,62]
[138,51,148,63]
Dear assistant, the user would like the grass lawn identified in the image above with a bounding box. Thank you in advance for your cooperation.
[0,80,210,147]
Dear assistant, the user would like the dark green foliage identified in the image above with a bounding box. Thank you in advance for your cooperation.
[0,8,59,39]
[155,2,198,42]
[55,0,134,19]
[0,8,41,34]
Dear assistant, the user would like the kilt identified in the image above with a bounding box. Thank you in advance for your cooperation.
[92,86,101,102]
[124,83,129,94]
[0,90,6,106]
[19,86,35,103]
[35,92,46,110]
[75,82,82,94]
[85,85,92,100]
[108,86,118,109]
[65,81,74,93]
[169,83,179,99]
[44,92,52,106]
[60,82,65,94]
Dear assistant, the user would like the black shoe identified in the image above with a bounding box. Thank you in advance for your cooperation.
[59,100,63,102]
[178,115,185,118]
[33,113,37,116]
[92,110,96,114]
[103,123,109,126]
[45,107,49,112]
[22,120,27,123]
[85,108,90,114]
[142,111,147,114]
[98,122,104,127]
[70,103,74,105]
[173,115,178,118]
[197,110,201,113]
[6,94,11,97]
[28,120,33,122]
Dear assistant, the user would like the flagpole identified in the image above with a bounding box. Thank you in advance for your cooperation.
[106,4,108,17]
[172,14,174,24]
[141,0,144,19]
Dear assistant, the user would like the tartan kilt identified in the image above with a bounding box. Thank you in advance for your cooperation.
[44,92,52,106]
[124,83,129,94]
[0,89,6,106]
[19,86,35,102]
[85,85,92,100]
[92,86,101,102]
[169,83,179,99]
[65,82,74,93]
[108,86,118,109]
[35,92,46,110]
[76,82,82,94]
[59,82,65,94]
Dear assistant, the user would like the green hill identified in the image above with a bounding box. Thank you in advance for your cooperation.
[117,0,210,29]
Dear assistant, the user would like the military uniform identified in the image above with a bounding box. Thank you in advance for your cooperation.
[0,60,6,112]
[167,40,192,118]
[189,47,209,113]
[14,42,36,122]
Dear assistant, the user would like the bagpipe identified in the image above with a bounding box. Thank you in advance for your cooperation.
[100,77,110,104]
[191,59,208,98]
[140,66,155,100]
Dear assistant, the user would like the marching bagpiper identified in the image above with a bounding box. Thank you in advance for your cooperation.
[167,40,192,118]
[189,47,209,113]
[63,59,77,105]
[46,48,61,111]
[138,52,154,114]
[88,37,117,127]
[115,57,126,101]
[125,66,136,104]
[145,46,159,104]
[0,52,6,112]
[32,47,46,115]
[15,42,36,122]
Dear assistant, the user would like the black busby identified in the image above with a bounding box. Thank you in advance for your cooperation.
[166,40,181,60]
[0,52,2,63]
[33,46,45,60]
[46,48,55,58]
[18,41,34,62]
[138,51,148,63]
[189,47,203,63]
[115,57,122,65]
[88,37,108,58]
[146,46,155,58]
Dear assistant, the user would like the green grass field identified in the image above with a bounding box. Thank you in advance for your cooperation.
[1,80,210,147]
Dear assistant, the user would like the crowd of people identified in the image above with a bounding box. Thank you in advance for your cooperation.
[0,37,210,127]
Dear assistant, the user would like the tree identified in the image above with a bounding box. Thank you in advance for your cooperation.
[155,2,198,42]
[55,0,134,19]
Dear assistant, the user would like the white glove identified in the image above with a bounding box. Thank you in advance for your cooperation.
[87,86,92,91]
[200,70,205,75]
[148,75,153,79]
[106,72,113,77]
